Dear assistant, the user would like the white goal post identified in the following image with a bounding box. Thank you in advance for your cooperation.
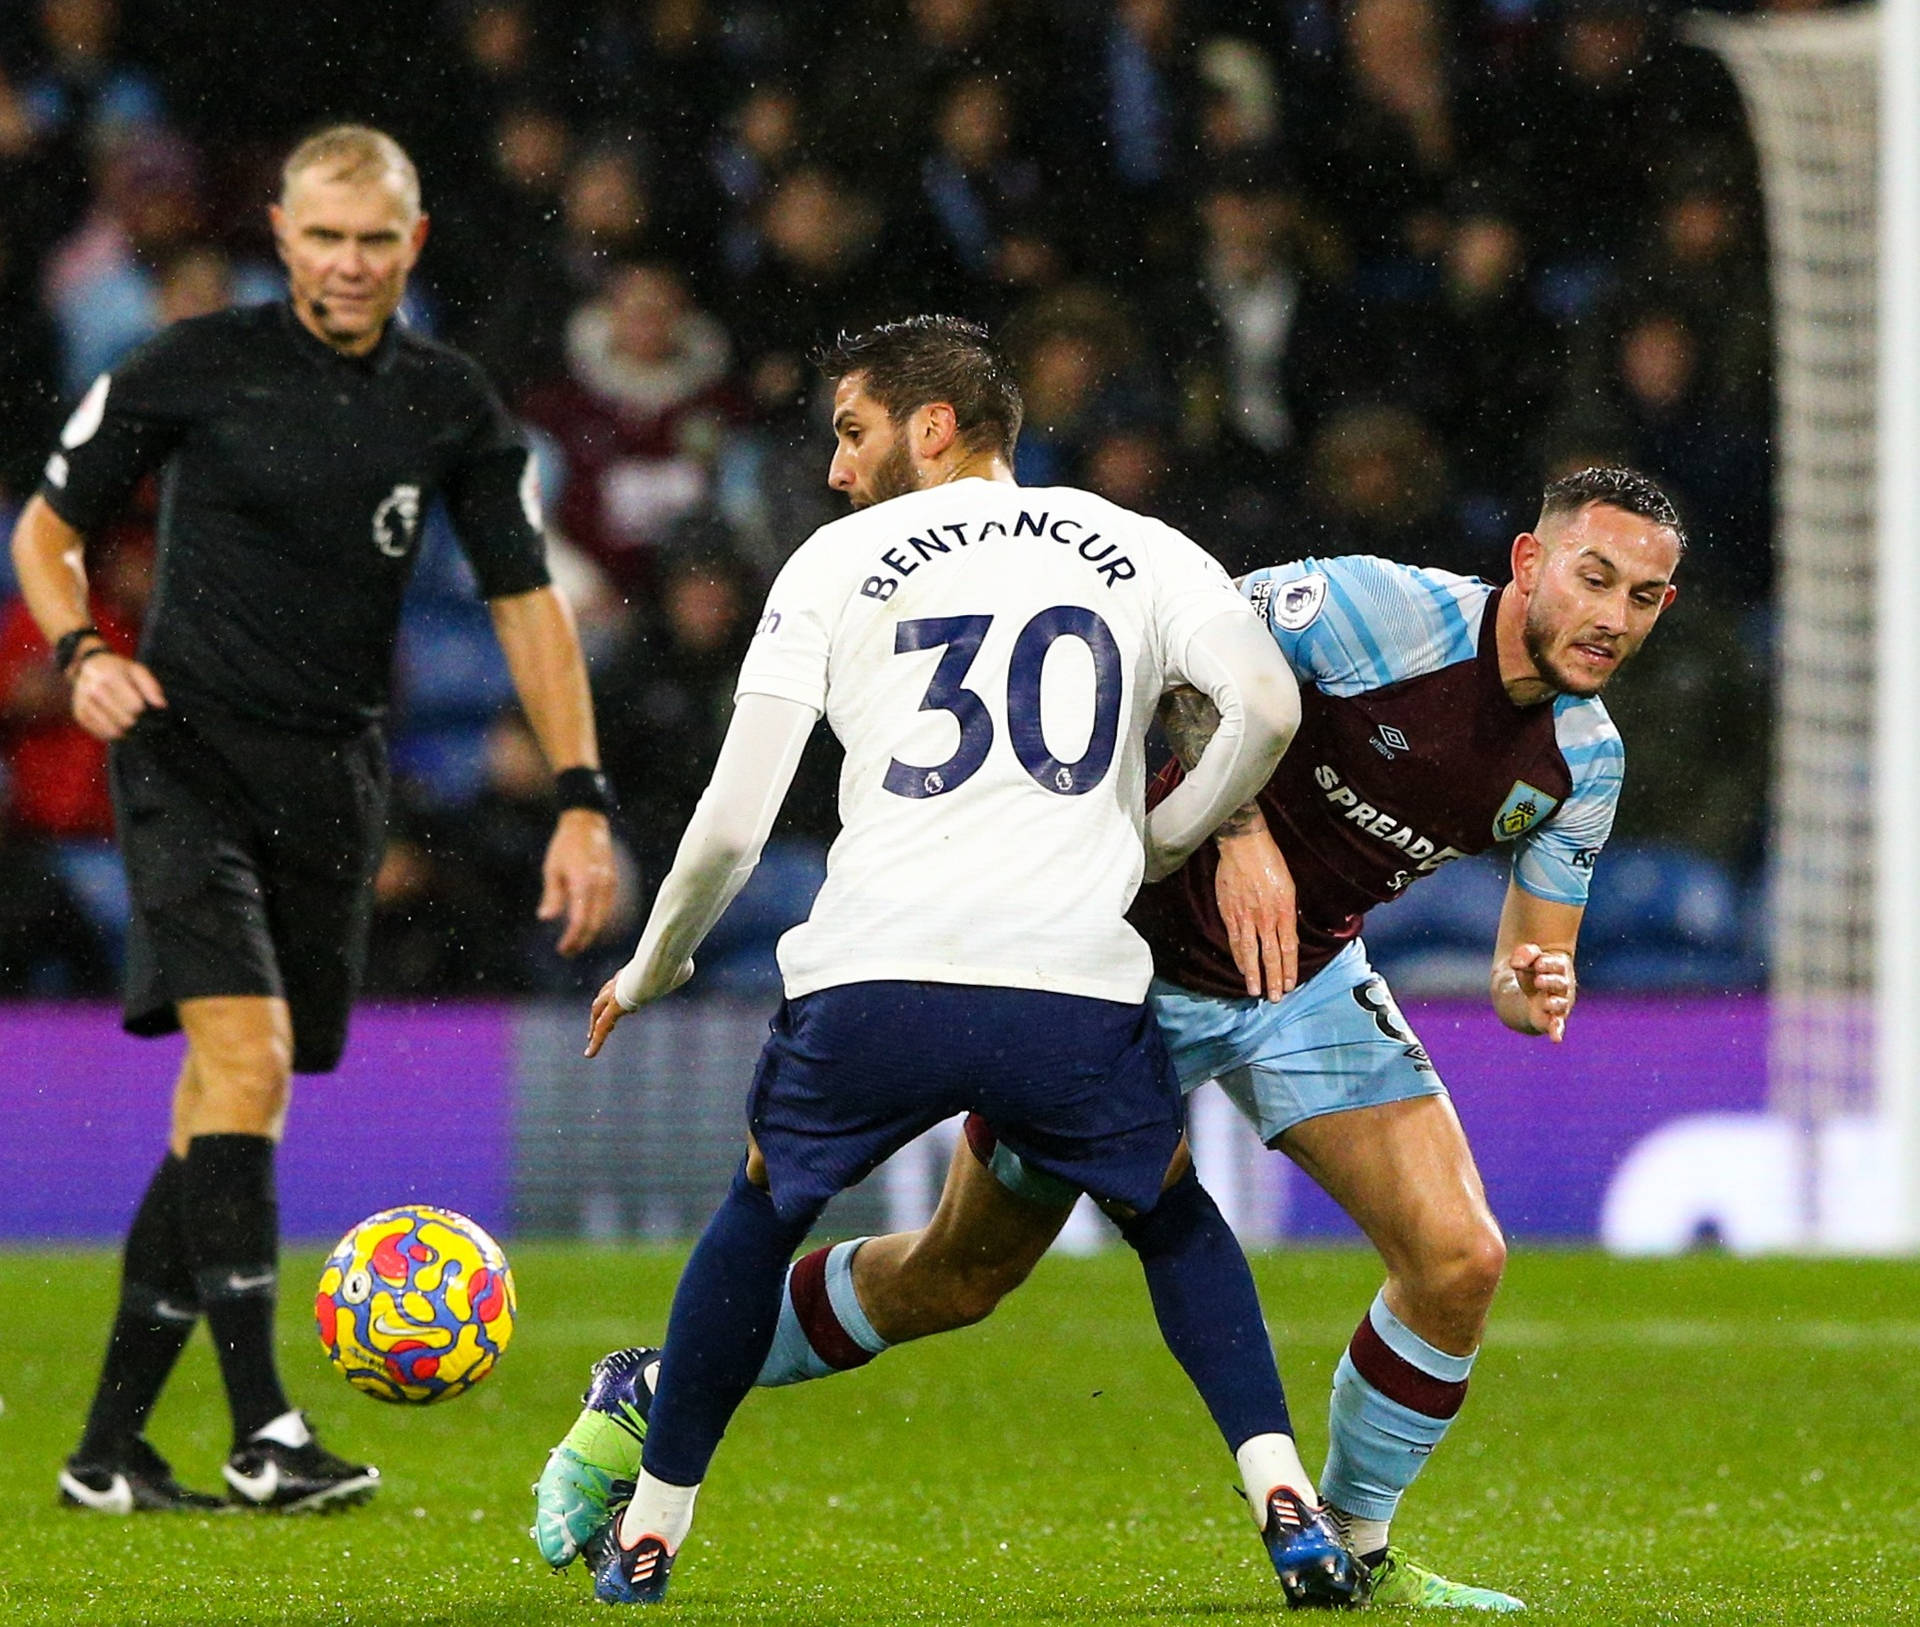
[1687,2,1920,1250]
[1879,0,1920,1252]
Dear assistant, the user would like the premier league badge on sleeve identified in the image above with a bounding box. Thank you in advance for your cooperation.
[1273,574,1328,631]
[1493,780,1559,840]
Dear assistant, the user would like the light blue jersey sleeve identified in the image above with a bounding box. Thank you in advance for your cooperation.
[1240,555,1493,694]
[1510,696,1624,906]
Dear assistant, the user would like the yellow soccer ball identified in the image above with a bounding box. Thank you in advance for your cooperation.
[315,1204,516,1403]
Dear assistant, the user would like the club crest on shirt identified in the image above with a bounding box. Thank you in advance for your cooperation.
[372,483,423,557]
[1493,779,1558,840]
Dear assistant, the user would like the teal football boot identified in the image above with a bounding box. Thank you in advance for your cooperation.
[530,1347,657,1569]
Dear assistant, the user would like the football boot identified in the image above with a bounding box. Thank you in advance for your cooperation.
[59,1436,224,1514]
[1260,1486,1364,1608]
[223,1410,378,1512]
[593,1516,678,1606]
[531,1346,658,1569]
[1359,1546,1527,1611]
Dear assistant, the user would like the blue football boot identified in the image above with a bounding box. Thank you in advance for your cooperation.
[593,1518,678,1605]
[1260,1487,1364,1608]
[530,1347,658,1570]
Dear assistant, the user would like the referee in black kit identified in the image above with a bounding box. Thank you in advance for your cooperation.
[10,126,618,1512]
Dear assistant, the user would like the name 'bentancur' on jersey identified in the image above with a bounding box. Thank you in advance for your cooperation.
[848,497,1146,601]
[610,476,1301,1013]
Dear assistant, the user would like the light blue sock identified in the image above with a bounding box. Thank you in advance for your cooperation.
[1320,1290,1476,1525]
[755,1274,830,1388]
[754,1239,888,1387]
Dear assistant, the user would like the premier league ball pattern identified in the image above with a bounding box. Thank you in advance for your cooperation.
[316,1204,516,1404]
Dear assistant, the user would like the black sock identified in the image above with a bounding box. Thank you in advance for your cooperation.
[78,1154,199,1458]
[181,1133,291,1445]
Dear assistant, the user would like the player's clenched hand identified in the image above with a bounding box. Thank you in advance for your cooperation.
[540,809,618,956]
[69,651,165,741]
[1506,942,1575,1042]
[1215,816,1297,1000]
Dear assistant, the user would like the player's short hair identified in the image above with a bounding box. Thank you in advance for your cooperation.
[815,316,1024,459]
[281,124,421,217]
[1537,466,1688,552]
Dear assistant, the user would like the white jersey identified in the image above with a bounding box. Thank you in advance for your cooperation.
[735,478,1253,1003]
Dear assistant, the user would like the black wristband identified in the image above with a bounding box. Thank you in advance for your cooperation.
[555,766,616,816]
[66,645,113,680]
[53,625,101,673]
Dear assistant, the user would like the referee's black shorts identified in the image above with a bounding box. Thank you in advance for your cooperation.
[108,706,389,1074]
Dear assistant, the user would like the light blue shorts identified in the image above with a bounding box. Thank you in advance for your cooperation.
[1150,939,1447,1146]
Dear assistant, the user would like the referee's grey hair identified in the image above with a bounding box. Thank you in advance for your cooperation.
[281,124,421,217]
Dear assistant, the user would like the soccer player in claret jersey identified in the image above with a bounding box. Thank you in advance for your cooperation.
[539,466,1683,1611]
[550,315,1374,1608]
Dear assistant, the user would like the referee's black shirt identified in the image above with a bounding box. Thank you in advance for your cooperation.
[37,301,551,735]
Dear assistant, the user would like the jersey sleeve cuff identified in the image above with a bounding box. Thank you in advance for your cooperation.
[1510,868,1591,907]
[474,560,553,599]
[36,476,96,536]
[735,673,827,712]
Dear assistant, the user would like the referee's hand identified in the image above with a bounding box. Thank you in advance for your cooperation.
[69,651,166,741]
[540,809,618,955]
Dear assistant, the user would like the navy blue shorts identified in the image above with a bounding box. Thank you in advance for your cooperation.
[747,981,1185,1224]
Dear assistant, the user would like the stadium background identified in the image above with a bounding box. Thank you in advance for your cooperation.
[0,0,1791,1251]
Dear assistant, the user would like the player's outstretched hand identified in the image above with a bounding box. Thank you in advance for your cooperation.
[541,809,618,956]
[1215,819,1298,1001]
[69,651,165,741]
[585,977,628,1057]
[584,959,694,1056]
[1506,942,1574,1042]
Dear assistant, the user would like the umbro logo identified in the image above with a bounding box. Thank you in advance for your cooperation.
[1370,725,1409,760]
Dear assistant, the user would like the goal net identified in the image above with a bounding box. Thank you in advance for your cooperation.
[1686,3,1920,1248]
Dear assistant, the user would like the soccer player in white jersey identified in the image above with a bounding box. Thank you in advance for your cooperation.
[564,316,1363,1608]
[540,465,1684,1613]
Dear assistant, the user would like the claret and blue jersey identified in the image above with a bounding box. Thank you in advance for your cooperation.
[1133,554,1623,1001]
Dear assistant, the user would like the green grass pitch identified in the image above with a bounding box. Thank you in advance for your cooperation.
[0,1245,1914,1625]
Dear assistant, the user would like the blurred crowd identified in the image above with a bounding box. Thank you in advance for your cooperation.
[0,0,1785,998]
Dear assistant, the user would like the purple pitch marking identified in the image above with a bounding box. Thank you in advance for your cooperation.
[0,1003,514,1242]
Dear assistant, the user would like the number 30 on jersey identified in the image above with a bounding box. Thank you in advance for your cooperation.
[885,607,1122,800]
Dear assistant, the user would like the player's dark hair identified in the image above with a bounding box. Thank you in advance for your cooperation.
[814,315,1024,459]
[1537,466,1689,552]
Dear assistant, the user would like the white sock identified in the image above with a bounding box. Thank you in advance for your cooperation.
[617,1470,699,1553]
[253,1410,311,1449]
[1235,1432,1316,1529]
[1329,1505,1391,1559]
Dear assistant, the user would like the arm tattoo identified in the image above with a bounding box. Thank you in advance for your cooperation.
[1215,801,1264,837]
[1159,686,1220,772]
[1158,686,1264,836]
